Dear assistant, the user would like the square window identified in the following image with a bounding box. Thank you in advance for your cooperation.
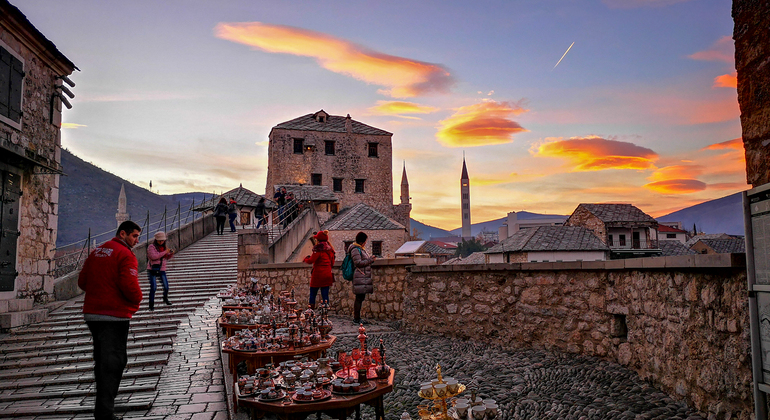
[293,138,304,154]
[329,203,339,213]
[333,178,343,192]
[0,47,24,124]
[325,140,335,155]
[311,173,322,186]
[666,233,676,239]
[355,179,365,193]
[619,235,626,246]
[368,143,378,157]
[371,241,382,257]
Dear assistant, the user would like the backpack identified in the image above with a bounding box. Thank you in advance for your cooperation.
[341,247,362,281]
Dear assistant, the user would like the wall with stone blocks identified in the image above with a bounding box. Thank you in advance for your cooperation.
[240,253,751,419]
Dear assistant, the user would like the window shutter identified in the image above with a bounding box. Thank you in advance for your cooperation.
[0,48,10,118]
[0,171,21,291]
[8,55,23,122]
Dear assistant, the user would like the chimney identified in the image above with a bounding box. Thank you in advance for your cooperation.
[345,114,352,134]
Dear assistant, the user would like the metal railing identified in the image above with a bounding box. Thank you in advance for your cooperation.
[607,238,659,250]
[241,191,314,245]
[50,198,209,279]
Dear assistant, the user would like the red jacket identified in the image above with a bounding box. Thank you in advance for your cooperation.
[78,237,143,318]
[303,241,336,288]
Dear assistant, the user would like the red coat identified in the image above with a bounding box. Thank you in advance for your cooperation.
[78,237,143,318]
[303,241,336,288]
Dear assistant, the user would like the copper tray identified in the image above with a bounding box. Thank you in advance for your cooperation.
[331,381,376,396]
[291,389,332,403]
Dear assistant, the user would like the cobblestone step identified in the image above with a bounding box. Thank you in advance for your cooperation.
[0,355,169,380]
[7,314,185,336]
[0,346,172,370]
[0,400,152,417]
[0,366,162,390]
[0,337,173,359]
[0,384,157,402]
[0,332,176,356]
[0,323,180,345]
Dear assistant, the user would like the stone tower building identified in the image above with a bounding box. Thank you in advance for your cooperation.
[115,183,129,227]
[266,110,411,230]
[461,157,471,239]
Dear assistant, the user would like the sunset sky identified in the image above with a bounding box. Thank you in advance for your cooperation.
[22,0,744,230]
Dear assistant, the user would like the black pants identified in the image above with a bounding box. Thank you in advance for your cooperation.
[215,216,226,234]
[87,320,130,420]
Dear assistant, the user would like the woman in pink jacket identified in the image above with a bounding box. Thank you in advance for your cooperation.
[147,231,174,310]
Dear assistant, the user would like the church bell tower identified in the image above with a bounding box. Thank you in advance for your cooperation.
[461,157,471,239]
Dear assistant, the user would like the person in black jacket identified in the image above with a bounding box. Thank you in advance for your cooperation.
[213,197,228,235]
[255,197,267,228]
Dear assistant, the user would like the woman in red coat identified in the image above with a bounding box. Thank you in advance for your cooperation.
[303,230,335,309]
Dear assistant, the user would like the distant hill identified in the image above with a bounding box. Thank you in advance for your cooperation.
[448,211,568,237]
[409,219,451,240]
[657,191,746,236]
[58,149,211,247]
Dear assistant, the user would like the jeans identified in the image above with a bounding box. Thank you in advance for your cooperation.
[228,213,237,231]
[86,320,129,420]
[255,215,265,228]
[309,286,329,305]
[148,270,169,305]
[215,216,226,234]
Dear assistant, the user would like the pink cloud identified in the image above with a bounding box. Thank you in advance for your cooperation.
[689,36,734,64]
[436,100,528,147]
[714,73,737,88]
[533,136,658,171]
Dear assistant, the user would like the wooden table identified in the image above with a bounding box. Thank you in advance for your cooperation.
[218,317,265,338]
[236,369,394,420]
[222,336,337,375]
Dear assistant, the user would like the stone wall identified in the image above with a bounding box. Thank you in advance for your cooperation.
[239,253,752,419]
[238,259,413,321]
[266,126,394,216]
[565,206,606,243]
[733,0,770,186]
[0,18,74,303]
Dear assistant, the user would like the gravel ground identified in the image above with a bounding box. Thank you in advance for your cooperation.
[329,331,706,420]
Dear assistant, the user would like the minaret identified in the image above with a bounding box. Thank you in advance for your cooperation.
[115,184,129,227]
[461,157,471,239]
[400,162,409,205]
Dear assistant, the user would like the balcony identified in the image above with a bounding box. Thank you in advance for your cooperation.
[607,238,659,250]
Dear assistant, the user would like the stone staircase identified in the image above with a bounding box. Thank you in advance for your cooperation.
[0,298,49,331]
[0,231,237,418]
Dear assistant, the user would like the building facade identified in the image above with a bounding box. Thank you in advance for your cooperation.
[266,110,410,231]
[0,0,76,310]
[565,203,660,259]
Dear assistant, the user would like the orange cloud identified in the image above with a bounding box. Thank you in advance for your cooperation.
[644,179,707,194]
[689,36,734,64]
[367,101,439,117]
[214,22,453,98]
[61,123,87,129]
[435,100,528,147]
[714,73,737,88]
[703,137,743,151]
[532,136,658,171]
[647,164,704,182]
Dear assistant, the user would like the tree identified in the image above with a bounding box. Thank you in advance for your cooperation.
[692,223,698,236]
[455,238,487,258]
[410,228,422,241]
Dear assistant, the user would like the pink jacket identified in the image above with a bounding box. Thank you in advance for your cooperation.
[147,243,173,271]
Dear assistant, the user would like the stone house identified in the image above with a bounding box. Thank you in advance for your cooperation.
[265,110,411,232]
[565,203,660,259]
[484,225,609,263]
[394,240,456,264]
[194,185,275,227]
[320,203,408,260]
[0,0,76,328]
[274,184,339,225]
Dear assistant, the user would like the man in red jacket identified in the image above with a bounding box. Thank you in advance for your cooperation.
[78,221,143,420]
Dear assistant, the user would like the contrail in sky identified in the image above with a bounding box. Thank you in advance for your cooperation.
[552,42,575,70]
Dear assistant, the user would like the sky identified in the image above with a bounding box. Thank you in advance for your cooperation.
[21,0,744,231]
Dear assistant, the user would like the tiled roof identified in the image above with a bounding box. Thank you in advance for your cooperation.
[685,233,733,248]
[275,184,338,202]
[272,111,391,136]
[442,251,486,265]
[658,240,697,256]
[322,203,405,231]
[658,225,688,233]
[486,226,608,254]
[194,185,271,211]
[698,238,746,254]
[576,204,657,224]
[421,241,456,255]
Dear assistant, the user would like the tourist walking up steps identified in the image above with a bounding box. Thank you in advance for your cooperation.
[78,221,143,420]
[147,231,174,311]
[255,197,267,228]
[303,230,335,309]
[213,197,228,235]
[228,197,238,232]
[349,231,376,325]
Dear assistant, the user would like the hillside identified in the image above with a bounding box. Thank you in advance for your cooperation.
[448,211,568,237]
[657,191,746,235]
[57,150,211,247]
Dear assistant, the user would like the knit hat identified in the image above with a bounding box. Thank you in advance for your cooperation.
[313,231,328,242]
[154,231,167,241]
